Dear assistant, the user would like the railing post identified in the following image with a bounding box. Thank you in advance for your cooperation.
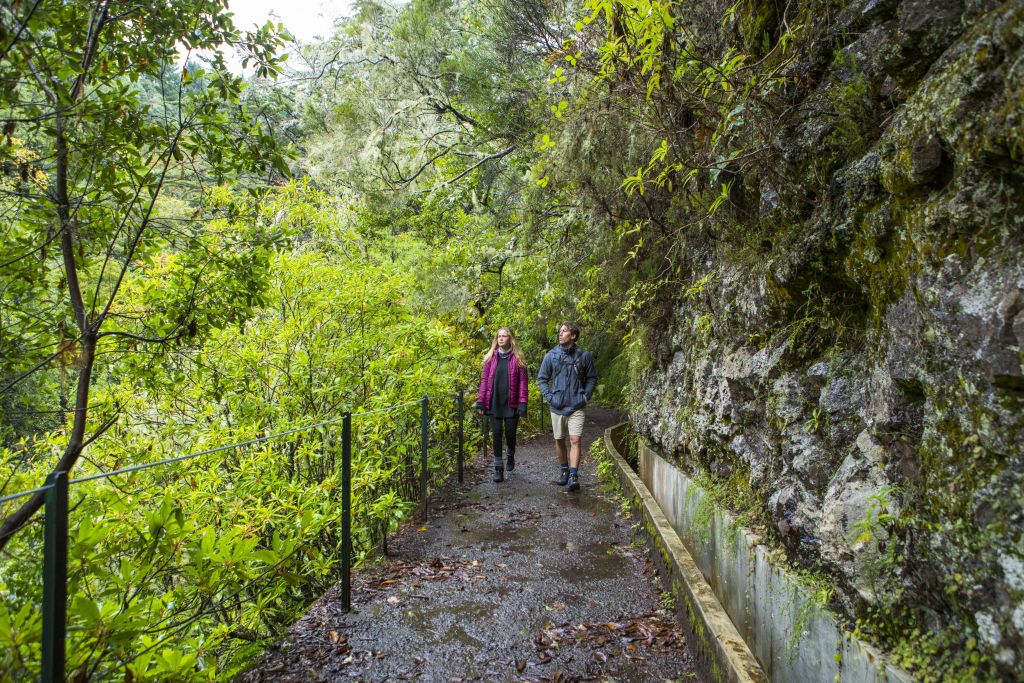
[420,396,429,522]
[456,390,464,484]
[539,397,544,429]
[341,413,352,612]
[481,410,488,461]
[41,470,68,683]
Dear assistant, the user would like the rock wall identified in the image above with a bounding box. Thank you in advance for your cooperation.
[632,0,1024,677]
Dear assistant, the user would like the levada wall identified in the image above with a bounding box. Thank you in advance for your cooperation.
[632,433,915,682]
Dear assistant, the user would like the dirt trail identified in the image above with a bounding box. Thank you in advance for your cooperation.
[241,407,700,682]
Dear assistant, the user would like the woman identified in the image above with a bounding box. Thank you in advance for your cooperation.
[474,327,529,482]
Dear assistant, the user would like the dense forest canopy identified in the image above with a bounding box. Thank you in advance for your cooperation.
[2,0,1022,680]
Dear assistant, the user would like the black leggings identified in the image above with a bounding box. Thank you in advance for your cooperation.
[489,415,519,467]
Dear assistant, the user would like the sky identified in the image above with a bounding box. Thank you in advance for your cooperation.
[227,0,354,44]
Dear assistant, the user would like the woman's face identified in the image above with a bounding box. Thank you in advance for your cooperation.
[496,330,511,349]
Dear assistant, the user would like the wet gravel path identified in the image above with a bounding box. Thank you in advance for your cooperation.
[240,407,700,682]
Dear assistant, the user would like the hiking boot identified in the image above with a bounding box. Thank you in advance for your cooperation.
[506,452,515,471]
[493,468,505,483]
[553,468,569,486]
[566,473,580,492]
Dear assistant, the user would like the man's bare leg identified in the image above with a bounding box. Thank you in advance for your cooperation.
[568,435,582,468]
[555,437,568,465]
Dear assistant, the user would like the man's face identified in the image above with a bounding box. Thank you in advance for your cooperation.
[558,325,575,345]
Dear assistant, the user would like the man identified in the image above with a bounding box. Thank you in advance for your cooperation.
[537,321,597,492]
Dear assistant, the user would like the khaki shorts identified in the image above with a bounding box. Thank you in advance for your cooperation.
[551,409,586,440]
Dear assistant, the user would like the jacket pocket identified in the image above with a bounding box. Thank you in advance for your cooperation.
[550,389,565,410]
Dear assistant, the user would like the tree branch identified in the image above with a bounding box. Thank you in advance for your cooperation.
[0,0,44,65]
[435,145,516,188]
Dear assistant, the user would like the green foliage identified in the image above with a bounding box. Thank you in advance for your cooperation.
[771,282,864,362]
[591,437,617,487]
[561,0,802,206]
[817,46,881,178]
[691,468,765,534]
[0,0,289,451]
[849,486,898,548]
[855,607,1001,683]
[0,184,476,679]
[785,567,836,662]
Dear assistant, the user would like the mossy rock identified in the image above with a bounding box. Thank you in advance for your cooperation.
[736,0,780,58]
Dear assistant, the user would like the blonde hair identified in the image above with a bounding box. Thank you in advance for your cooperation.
[483,327,526,367]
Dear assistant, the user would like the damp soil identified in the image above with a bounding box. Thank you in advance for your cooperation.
[239,407,701,683]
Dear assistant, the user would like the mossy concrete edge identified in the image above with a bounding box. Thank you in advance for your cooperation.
[603,423,768,683]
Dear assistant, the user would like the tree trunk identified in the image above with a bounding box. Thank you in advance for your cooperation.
[0,104,97,550]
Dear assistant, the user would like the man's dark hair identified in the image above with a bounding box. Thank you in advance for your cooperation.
[560,321,580,342]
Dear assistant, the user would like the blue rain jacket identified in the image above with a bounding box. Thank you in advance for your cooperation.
[537,344,597,416]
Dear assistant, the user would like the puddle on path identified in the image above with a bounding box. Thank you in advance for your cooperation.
[555,540,632,581]
[454,523,540,546]
[405,603,490,645]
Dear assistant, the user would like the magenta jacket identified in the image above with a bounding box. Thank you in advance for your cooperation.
[475,352,529,410]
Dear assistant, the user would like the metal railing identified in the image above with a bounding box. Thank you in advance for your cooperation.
[0,388,489,683]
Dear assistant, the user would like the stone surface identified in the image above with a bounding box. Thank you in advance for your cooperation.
[631,0,1024,677]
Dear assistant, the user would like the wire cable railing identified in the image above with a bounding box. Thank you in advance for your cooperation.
[1,387,491,683]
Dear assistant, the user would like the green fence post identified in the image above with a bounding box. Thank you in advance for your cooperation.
[481,410,488,461]
[341,413,352,612]
[420,396,429,522]
[41,470,68,683]
[457,390,464,484]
